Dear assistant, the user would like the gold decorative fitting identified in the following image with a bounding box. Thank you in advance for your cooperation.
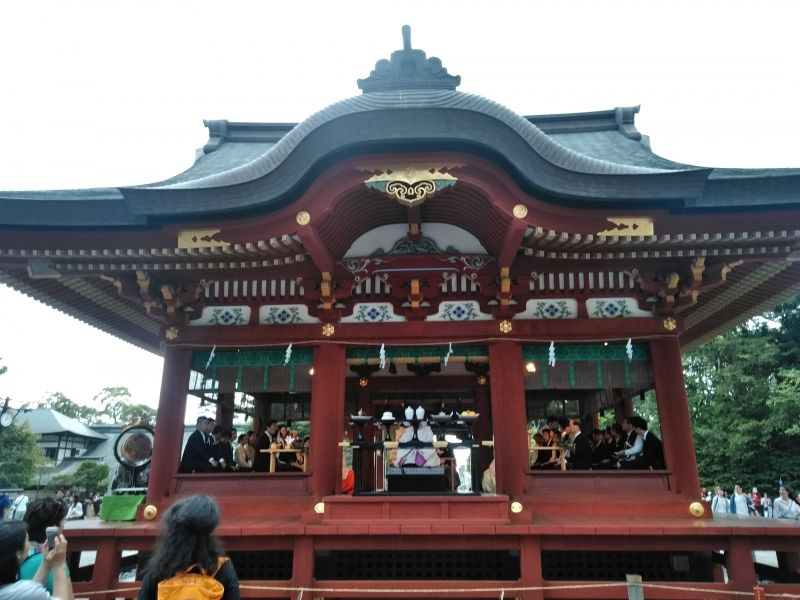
[510,501,524,514]
[597,217,654,237]
[512,204,528,219]
[296,211,311,226]
[322,323,335,337]
[689,501,705,518]
[663,317,677,331]
[360,164,461,208]
[142,505,158,520]
[165,327,179,340]
[314,502,326,514]
[177,228,230,249]
[499,320,512,334]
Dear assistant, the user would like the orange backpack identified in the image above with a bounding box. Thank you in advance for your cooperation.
[156,556,229,600]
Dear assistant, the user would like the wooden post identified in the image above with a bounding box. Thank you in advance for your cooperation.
[519,536,544,600]
[215,392,235,430]
[727,539,757,592]
[626,574,644,600]
[488,341,528,498]
[147,345,191,505]
[649,337,701,500]
[309,344,345,499]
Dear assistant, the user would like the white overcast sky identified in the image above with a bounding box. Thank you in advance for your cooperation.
[0,0,798,417]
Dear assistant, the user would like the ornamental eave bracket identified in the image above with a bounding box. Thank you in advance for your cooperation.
[360,164,462,208]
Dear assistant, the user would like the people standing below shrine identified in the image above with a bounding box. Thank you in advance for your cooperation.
[65,496,83,521]
[136,495,240,600]
[0,520,74,600]
[762,492,772,518]
[729,484,753,516]
[180,417,218,473]
[19,498,70,593]
[750,487,763,517]
[711,487,729,515]
[772,486,800,520]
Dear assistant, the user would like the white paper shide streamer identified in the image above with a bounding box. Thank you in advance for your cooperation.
[626,338,633,361]
[444,342,453,367]
[205,345,217,369]
[379,343,386,369]
[284,343,293,366]
[548,341,556,367]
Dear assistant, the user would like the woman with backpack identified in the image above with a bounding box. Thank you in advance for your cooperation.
[137,495,240,600]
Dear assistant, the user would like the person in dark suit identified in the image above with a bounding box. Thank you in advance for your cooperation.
[252,419,279,472]
[566,418,593,470]
[622,417,665,469]
[180,417,218,473]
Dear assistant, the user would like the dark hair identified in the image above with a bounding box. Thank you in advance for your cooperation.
[246,430,254,437]
[0,520,27,584]
[632,416,648,430]
[24,497,68,543]
[265,419,277,428]
[557,417,569,430]
[145,495,224,583]
[237,434,247,444]
[196,416,206,426]
[592,429,602,436]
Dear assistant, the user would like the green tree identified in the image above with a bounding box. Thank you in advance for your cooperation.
[72,461,110,493]
[686,301,800,494]
[38,391,99,422]
[0,422,46,488]
[94,386,132,423]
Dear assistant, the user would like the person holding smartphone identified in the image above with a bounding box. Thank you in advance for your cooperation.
[0,520,74,600]
[19,499,70,593]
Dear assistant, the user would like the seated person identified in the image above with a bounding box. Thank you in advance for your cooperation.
[565,418,593,470]
[531,426,559,469]
[234,434,253,471]
[393,421,441,468]
[481,458,496,494]
[213,429,234,471]
[621,417,664,469]
[613,417,642,465]
[180,416,218,473]
[592,428,614,469]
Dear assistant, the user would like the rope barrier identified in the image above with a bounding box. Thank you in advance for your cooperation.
[74,581,800,597]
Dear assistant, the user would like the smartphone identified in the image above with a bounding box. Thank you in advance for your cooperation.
[45,526,59,550]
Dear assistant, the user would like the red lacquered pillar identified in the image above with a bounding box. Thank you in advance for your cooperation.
[147,345,192,505]
[488,341,528,498]
[650,336,701,500]
[309,344,346,499]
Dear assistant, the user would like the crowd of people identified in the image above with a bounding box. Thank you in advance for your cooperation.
[704,484,800,520]
[180,416,308,474]
[530,415,665,471]
[0,493,240,599]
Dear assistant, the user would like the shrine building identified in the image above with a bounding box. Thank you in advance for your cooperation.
[2,27,799,599]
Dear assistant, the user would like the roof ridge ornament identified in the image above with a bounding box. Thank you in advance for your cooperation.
[357,25,461,93]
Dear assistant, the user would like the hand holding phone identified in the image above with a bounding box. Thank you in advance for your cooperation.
[45,526,59,550]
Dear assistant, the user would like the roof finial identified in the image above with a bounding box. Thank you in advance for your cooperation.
[357,25,460,93]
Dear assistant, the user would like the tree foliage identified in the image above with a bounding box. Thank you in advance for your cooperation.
[687,298,800,493]
[0,422,46,488]
[72,461,110,493]
[38,387,155,426]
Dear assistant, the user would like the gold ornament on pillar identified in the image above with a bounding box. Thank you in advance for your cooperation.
[296,210,311,226]
[322,323,335,337]
[142,505,158,520]
[165,327,179,340]
[499,320,512,334]
[689,502,705,518]
[662,317,677,331]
